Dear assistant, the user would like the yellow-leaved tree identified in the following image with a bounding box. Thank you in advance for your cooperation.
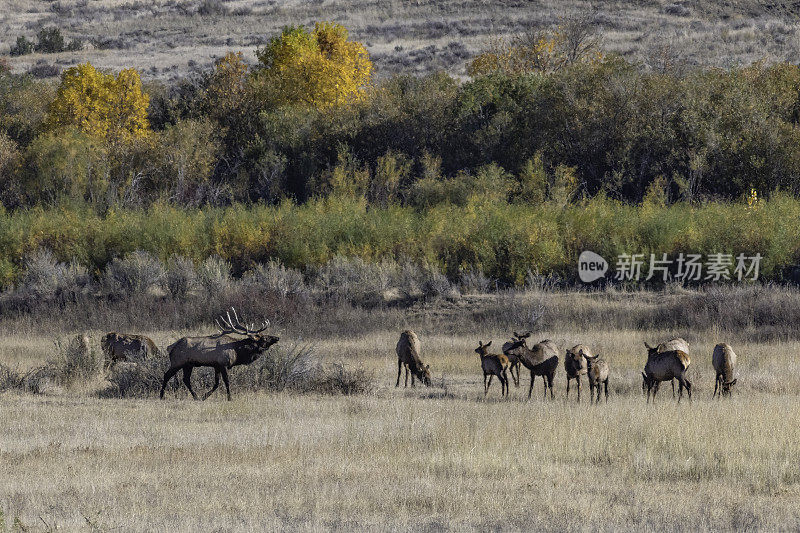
[255,22,372,109]
[46,62,150,141]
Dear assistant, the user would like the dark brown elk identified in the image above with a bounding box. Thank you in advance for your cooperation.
[160,309,279,401]
[712,343,738,398]
[500,331,529,387]
[101,332,160,364]
[564,344,590,402]
[583,353,609,404]
[475,341,510,397]
[395,330,431,387]
[505,338,559,400]
[642,343,692,403]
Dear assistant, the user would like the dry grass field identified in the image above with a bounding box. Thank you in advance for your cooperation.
[3,288,800,530]
[3,0,800,80]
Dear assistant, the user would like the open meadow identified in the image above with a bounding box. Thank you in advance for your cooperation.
[3,288,800,530]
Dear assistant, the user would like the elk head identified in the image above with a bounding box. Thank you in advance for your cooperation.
[475,340,492,356]
[216,308,279,365]
[721,378,737,396]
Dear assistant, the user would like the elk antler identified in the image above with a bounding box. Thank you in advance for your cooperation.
[216,307,270,335]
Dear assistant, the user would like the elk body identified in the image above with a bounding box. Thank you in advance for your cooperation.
[642,338,690,397]
[160,309,279,401]
[583,354,609,404]
[712,343,738,398]
[564,344,590,402]
[475,341,510,397]
[395,330,431,387]
[642,343,692,403]
[101,333,160,365]
[501,331,530,387]
[505,338,559,399]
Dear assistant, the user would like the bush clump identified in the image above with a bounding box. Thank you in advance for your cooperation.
[103,251,165,295]
[163,255,198,298]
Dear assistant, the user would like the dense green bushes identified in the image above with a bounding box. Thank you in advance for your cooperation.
[0,195,797,288]
[4,58,800,207]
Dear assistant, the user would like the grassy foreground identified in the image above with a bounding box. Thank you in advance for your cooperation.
[2,320,800,530]
[2,392,800,530]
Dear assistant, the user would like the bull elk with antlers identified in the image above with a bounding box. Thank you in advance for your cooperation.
[160,308,279,401]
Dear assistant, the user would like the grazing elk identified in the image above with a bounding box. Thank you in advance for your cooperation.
[395,330,431,387]
[101,332,160,365]
[160,308,279,401]
[500,331,529,387]
[505,338,559,400]
[712,343,738,398]
[583,353,609,404]
[564,344,590,402]
[642,342,692,403]
[475,341,510,397]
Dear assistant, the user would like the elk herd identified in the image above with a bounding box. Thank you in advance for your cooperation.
[99,307,738,402]
[396,330,739,403]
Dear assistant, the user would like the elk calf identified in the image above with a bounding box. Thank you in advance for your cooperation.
[475,341,510,397]
[500,331,529,387]
[583,354,609,404]
[642,342,692,403]
[395,330,431,387]
[564,344,590,402]
[505,338,559,400]
[712,343,738,398]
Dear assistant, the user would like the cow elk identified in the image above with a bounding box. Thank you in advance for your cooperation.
[475,341,510,397]
[583,353,609,404]
[160,308,279,401]
[712,343,738,398]
[505,338,559,400]
[644,338,690,397]
[101,332,160,365]
[642,342,692,403]
[395,330,431,387]
[564,344,590,402]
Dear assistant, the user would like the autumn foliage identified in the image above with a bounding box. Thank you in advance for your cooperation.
[255,22,372,108]
[46,62,150,141]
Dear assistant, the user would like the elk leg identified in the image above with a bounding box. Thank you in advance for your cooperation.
[528,374,535,399]
[182,366,199,400]
[565,378,570,401]
[483,373,488,394]
[513,363,520,387]
[548,375,555,400]
[604,379,609,402]
[576,376,581,403]
[486,374,494,396]
[713,374,720,399]
[502,369,509,397]
[220,367,232,401]
[396,359,402,387]
[411,370,416,388]
[672,379,675,398]
[160,367,180,399]
[203,369,221,401]
[404,365,409,388]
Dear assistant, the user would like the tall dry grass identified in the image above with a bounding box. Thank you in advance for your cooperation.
[1,393,799,530]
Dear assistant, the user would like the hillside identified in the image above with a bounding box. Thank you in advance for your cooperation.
[3,0,800,80]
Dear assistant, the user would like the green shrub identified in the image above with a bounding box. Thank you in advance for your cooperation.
[10,36,34,56]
